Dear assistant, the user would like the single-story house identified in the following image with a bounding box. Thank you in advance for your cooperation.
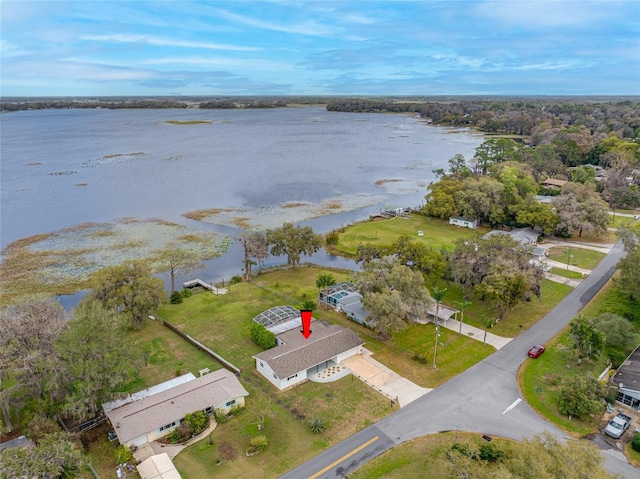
[318,283,370,326]
[542,178,568,189]
[254,320,364,390]
[611,345,640,410]
[484,227,540,246]
[137,453,182,479]
[449,216,478,229]
[103,369,248,448]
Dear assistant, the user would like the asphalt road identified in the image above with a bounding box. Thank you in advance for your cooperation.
[281,240,640,479]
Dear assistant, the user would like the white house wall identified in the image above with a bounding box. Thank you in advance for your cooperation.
[256,358,308,390]
[336,346,362,363]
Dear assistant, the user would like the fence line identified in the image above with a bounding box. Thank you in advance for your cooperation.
[157,317,241,376]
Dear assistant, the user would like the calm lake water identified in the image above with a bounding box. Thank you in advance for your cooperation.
[1,107,483,300]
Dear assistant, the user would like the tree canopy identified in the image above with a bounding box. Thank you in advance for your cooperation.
[266,223,322,268]
[89,260,166,329]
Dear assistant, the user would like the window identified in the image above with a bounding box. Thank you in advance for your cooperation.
[225,399,236,408]
[259,362,264,368]
[287,373,298,381]
[159,421,176,431]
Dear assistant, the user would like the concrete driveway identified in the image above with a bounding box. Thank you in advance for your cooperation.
[342,349,431,407]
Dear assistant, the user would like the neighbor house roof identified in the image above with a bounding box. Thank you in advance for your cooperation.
[484,227,539,246]
[253,321,364,379]
[542,178,568,188]
[612,345,640,393]
[104,369,248,444]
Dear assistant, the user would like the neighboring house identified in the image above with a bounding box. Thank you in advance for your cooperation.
[254,320,364,390]
[319,282,369,326]
[542,178,568,189]
[611,345,640,410]
[137,453,182,479]
[103,369,248,448]
[484,227,540,246]
[449,216,478,229]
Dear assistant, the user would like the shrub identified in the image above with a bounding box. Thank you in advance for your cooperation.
[230,275,242,284]
[115,445,134,464]
[170,291,183,304]
[181,288,192,298]
[478,442,505,462]
[214,411,230,424]
[251,322,276,350]
[300,300,317,311]
[631,433,640,453]
[247,435,268,454]
[308,417,326,434]
[184,411,210,435]
[325,232,339,245]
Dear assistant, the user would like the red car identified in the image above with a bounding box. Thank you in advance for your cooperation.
[528,344,545,358]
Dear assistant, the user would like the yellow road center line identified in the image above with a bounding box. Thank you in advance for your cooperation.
[308,435,379,479]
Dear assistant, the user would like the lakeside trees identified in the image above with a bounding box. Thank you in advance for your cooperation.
[90,260,166,329]
[266,223,322,268]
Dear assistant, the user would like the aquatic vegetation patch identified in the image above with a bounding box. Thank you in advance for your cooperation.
[49,170,77,176]
[183,194,384,230]
[82,152,150,167]
[165,120,212,125]
[0,218,230,305]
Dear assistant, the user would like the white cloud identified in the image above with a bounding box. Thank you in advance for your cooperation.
[80,34,261,52]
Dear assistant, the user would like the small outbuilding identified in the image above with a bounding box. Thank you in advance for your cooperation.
[449,216,478,229]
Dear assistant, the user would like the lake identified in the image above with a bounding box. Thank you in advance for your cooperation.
[1,107,483,298]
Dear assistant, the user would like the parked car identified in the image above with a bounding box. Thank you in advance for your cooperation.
[605,412,632,439]
[528,344,545,358]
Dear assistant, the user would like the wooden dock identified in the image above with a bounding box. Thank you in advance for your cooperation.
[183,279,227,295]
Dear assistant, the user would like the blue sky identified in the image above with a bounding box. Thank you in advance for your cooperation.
[1,0,639,97]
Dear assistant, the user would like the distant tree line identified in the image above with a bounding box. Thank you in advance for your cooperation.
[0,99,190,112]
[326,97,640,139]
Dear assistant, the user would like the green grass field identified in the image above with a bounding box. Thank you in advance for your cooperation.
[550,267,585,280]
[332,215,490,256]
[547,246,606,270]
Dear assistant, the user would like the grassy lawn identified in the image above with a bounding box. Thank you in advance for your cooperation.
[125,315,222,391]
[348,432,514,479]
[547,246,606,270]
[550,267,585,280]
[518,329,609,436]
[580,273,640,324]
[331,215,490,256]
[609,214,636,229]
[174,376,392,479]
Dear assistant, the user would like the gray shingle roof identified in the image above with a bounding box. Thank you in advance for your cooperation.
[612,345,640,393]
[104,369,248,444]
[253,321,364,378]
